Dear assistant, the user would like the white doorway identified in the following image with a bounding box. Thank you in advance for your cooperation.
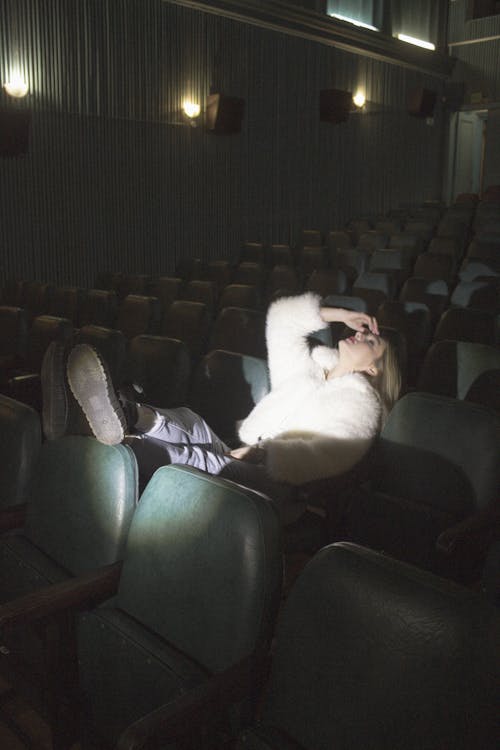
[445,109,487,203]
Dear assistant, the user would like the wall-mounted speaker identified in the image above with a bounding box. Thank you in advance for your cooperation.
[206,93,245,135]
[407,87,437,118]
[320,89,352,124]
[0,110,31,157]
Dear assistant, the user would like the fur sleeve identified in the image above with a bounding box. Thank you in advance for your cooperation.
[266,292,327,389]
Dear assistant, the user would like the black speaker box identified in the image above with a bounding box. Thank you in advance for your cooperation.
[407,87,437,118]
[0,110,31,157]
[206,93,245,134]
[320,89,352,124]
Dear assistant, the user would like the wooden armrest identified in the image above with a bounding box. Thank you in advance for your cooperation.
[0,561,122,630]
[436,508,500,555]
[0,503,27,532]
[118,650,267,750]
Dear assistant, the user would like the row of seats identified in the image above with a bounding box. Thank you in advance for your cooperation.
[0,400,498,748]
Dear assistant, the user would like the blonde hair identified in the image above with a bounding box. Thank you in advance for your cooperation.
[370,337,402,415]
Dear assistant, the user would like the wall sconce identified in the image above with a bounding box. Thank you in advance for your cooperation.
[182,99,201,126]
[3,72,29,98]
[352,91,366,109]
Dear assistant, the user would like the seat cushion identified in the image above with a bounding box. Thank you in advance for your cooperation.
[77,607,207,746]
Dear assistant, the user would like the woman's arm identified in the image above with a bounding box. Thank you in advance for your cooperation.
[265,293,326,389]
[320,307,379,334]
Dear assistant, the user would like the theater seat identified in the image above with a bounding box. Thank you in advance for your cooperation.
[121,542,499,750]
[209,307,267,359]
[76,464,282,749]
[0,394,41,512]
[433,307,500,345]
[417,340,500,401]
[337,392,500,582]
[233,543,499,750]
[0,436,139,747]
[190,349,270,446]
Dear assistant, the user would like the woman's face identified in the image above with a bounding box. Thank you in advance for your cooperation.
[338,330,387,375]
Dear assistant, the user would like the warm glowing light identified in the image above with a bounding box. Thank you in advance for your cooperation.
[330,13,379,32]
[3,72,29,98]
[397,34,435,50]
[353,91,366,108]
[182,100,201,118]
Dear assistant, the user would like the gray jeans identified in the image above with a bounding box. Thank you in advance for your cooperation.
[129,405,304,525]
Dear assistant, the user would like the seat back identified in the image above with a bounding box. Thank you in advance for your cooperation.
[115,294,162,339]
[182,279,217,317]
[240,242,265,265]
[233,262,267,292]
[126,334,191,407]
[50,286,87,324]
[78,289,118,328]
[297,246,328,276]
[357,230,389,252]
[26,315,73,372]
[0,395,41,509]
[204,260,234,291]
[218,283,261,312]
[376,392,500,514]
[162,299,212,360]
[145,277,184,317]
[190,349,270,446]
[352,271,396,315]
[24,436,138,575]
[209,307,266,359]
[116,465,282,673]
[270,244,294,266]
[259,542,499,750]
[450,279,498,312]
[414,252,454,283]
[21,281,54,319]
[307,269,348,297]
[0,305,29,358]
[300,229,322,247]
[417,340,500,400]
[434,307,500,345]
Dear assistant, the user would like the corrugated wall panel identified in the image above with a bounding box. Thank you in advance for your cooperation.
[448,0,500,44]
[0,0,446,288]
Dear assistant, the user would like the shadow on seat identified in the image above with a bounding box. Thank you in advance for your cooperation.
[76,464,283,749]
[121,542,499,750]
[336,392,500,582]
[0,394,41,514]
[0,436,139,749]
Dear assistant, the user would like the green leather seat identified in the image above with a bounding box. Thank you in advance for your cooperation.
[0,436,138,601]
[234,543,499,750]
[0,435,138,744]
[189,349,270,447]
[338,393,500,580]
[209,307,267,359]
[417,340,500,401]
[0,394,41,510]
[76,464,282,748]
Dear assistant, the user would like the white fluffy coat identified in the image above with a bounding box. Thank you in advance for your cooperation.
[238,293,383,485]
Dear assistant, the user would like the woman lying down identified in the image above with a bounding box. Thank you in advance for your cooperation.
[42,292,401,525]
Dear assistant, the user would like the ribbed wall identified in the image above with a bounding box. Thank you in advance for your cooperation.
[448,0,500,102]
[0,0,446,288]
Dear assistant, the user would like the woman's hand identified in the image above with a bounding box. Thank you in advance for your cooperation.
[320,306,379,335]
[228,445,266,464]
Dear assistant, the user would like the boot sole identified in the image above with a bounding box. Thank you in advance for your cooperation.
[67,344,126,445]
